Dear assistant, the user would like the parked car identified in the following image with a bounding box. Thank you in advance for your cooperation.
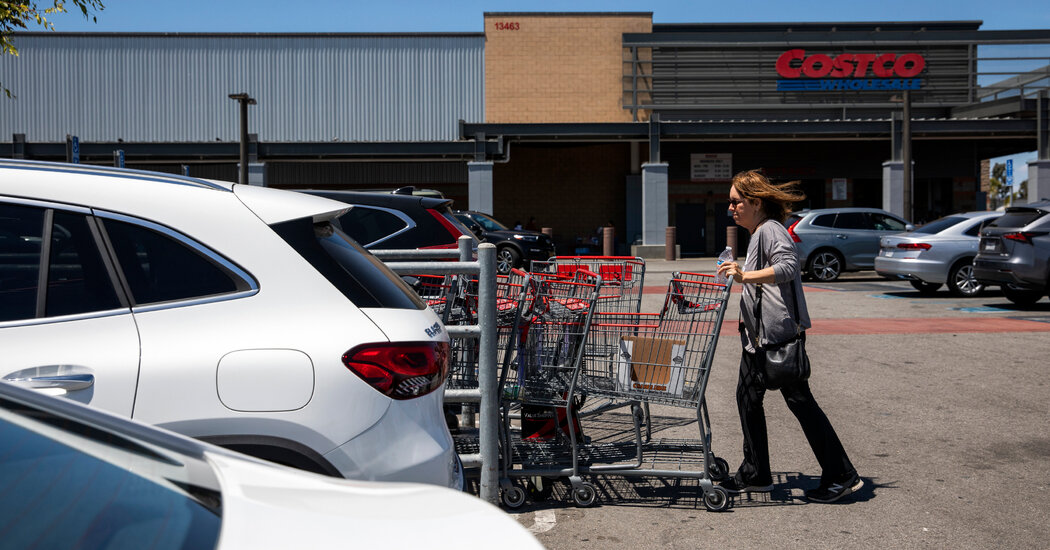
[302,189,478,252]
[0,380,543,550]
[785,207,913,281]
[453,210,556,273]
[0,159,462,489]
[973,200,1050,305]
[874,211,1001,297]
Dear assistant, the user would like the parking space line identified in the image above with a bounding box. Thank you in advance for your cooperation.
[527,510,557,534]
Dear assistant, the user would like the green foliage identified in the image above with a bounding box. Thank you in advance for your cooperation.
[988,162,1010,208]
[2,1,105,97]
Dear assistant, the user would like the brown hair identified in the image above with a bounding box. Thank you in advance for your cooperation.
[731,169,806,223]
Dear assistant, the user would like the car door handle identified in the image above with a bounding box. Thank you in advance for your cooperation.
[4,371,95,391]
[835,234,848,239]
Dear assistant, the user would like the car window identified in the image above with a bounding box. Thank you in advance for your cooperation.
[0,402,221,550]
[989,210,1046,229]
[965,217,999,237]
[337,206,409,246]
[914,216,966,234]
[470,213,507,232]
[834,212,872,230]
[101,218,245,306]
[870,213,906,231]
[0,203,45,322]
[46,211,122,317]
[271,217,424,310]
[811,213,837,227]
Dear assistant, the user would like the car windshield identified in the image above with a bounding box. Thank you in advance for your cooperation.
[914,216,967,234]
[467,213,507,232]
[0,397,222,550]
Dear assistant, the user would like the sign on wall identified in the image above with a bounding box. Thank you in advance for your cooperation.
[776,49,926,92]
[690,153,732,181]
[832,178,848,201]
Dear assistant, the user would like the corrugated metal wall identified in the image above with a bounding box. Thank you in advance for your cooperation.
[0,33,484,143]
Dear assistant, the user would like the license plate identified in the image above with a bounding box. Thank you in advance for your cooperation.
[882,250,893,257]
[982,239,999,252]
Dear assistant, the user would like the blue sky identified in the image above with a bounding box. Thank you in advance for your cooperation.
[44,0,1046,185]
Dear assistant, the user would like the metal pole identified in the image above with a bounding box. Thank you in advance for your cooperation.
[239,99,249,185]
[902,90,912,222]
[228,93,256,186]
[458,235,476,429]
[476,243,498,505]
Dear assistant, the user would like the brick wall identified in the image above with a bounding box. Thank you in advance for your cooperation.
[484,13,652,123]
[492,143,631,252]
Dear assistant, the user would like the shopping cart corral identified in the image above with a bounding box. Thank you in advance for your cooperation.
[496,270,735,511]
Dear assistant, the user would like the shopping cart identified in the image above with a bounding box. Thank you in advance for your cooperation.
[495,268,604,508]
[443,269,534,391]
[499,271,735,511]
[531,256,652,431]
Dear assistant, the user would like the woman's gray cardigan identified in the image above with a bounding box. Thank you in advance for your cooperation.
[739,219,812,353]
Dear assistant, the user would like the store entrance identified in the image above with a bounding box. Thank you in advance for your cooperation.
[676,203,707,256]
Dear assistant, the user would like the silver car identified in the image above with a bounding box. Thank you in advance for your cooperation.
[974,201,1050,306]
[785,207,912,281]
[874,211,1001,297]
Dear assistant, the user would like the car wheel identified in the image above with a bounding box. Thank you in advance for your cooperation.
[1002,284,1044,306]
[909,280,942,295]
[807,250,843,282]
[496,247,521,275]
[947,259,983,298]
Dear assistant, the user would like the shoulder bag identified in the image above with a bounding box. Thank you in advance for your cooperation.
[754,282,811,391]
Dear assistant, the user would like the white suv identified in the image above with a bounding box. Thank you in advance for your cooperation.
[0,159,461,489]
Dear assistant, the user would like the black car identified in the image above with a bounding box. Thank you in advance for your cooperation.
[303,190,478,251]
[974,200,1050,306]
[453,210,555,273]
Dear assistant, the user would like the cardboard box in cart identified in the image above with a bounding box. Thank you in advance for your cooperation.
[616,335,686,397]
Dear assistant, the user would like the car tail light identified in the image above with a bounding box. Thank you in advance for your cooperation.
[896,243,932,250]
[1003,231,1035,244]
[787,219,802,243]
[342,341,450,400]
[426,209,465,246]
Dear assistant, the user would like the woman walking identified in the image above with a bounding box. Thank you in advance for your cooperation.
[716,169,862,504]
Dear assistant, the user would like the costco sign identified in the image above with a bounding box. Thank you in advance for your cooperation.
[775,49,926,91]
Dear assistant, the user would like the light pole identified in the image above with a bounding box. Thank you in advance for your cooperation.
[228,93,256,185]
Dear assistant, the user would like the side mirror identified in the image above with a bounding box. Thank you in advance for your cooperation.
[905,224,915,232]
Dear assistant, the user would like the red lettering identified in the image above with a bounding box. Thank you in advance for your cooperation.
[777,50,926,79]
[802,54,833,78]
[873,53,896,77]
[894,53,926,77]
[852,54,877,77]
[775,49,805,78]
[830,53,855,77]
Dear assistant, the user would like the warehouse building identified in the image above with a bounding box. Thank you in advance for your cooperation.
[2,14,1048,255]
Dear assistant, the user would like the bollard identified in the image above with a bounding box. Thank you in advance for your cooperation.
[602,226,615,256]
[727,226,738,259]
[458,235,476,429]
[665,226,676,261]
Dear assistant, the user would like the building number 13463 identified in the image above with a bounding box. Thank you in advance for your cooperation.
[494,22,520,31]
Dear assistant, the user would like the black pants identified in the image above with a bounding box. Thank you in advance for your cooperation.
[735,346,856,485]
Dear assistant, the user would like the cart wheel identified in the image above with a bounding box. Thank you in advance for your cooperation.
[707,457,730,482]
[501,485,527,509]
[526,476,554,502]
[571,482,597,507]
[703,486,730,512]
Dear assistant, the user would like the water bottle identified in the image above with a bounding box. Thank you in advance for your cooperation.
[715,246,734,284]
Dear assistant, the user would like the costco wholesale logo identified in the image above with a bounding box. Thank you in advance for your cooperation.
[776,49,926,91]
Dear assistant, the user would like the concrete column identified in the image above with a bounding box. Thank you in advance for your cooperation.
[641,162,669,246]
[468,161,494,215]
[883,160,906,219]
[1028,160,1050,204]
[248,162,266,187]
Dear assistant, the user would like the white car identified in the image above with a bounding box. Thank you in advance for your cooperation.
[0,380,543,550]
[0,159,462,489]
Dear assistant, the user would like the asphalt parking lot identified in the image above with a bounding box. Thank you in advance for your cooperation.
[503,258,1050,549]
